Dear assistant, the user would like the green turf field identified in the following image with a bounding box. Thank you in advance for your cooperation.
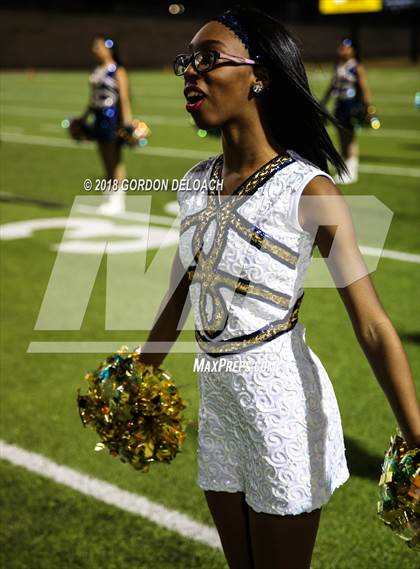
[1,66,419,569]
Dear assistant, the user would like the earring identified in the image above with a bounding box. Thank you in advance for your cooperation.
[252,83,264,94]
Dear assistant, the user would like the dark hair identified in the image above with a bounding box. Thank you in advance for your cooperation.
[208,7,347,177]
[96,34,124,67]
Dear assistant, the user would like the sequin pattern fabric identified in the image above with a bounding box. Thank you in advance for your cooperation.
[177,150,350,515]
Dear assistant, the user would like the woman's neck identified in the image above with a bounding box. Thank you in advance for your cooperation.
[221,115,284,174]
[99,56,116,67]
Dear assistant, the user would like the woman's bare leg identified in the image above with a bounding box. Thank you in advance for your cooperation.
[338,128,359,184]
[248,505,322,569]
[97,141,123,177]
[97,141,126,212]
[338,128,358,162]
[204,490,254,569]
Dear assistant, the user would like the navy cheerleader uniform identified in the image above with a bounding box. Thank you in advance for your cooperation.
[88,63,122,142]
[331,58,360,132]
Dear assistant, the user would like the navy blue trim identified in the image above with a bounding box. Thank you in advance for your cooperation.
[195,293,304,358]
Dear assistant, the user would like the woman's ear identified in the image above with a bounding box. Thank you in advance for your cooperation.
[255,65,271,89]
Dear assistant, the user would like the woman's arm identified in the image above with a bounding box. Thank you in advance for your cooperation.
[298,176,420,448]
[356,63,372,107]
[320,66,336,107]
[320,80,334,107]
[79,104,91,121]
[138,244,191,369]
[116,66,133,125]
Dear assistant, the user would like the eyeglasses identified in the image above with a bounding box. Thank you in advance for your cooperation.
[173,50,258,76]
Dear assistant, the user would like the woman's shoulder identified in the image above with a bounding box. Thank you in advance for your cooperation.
[177,155,219,204]
[285,149,330,176]
[282,149,335,193]
[182,154,220,180]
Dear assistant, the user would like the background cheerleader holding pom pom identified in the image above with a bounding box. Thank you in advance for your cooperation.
[321,37,380,185]
[64,35,150,214]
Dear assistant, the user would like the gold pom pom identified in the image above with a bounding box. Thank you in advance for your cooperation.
[117,119,151,147]
[77,346,188,472]
[377,427,420,550]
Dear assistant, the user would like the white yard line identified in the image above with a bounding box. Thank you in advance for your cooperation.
[359,245,420,264]
[73,203,180,227]
[0,131,213,158]
[0,439,222,550]
[358,163,419,177]
[1,131,419,177]
[1,92,418,104]
[1,106,191,127]
[73,204,420,264]
[359,128,419,140]
[1,132,418,263]
[26,341,200,353]
[1,106,419,139]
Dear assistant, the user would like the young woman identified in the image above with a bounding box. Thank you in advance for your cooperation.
[138,8,420,569]
[321,38,373,185]
[78,35,133,214]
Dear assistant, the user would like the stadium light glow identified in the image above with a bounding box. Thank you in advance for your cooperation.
[319,0,383,14]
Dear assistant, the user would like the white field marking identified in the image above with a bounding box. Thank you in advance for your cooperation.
[1,92,185,103]
[34,119,420,136]
[26,341,200,353]
[370,109,417,117]
[358,163,420,177]
[0,202,417,264]
[0,439,223,550]
[1,105,80,118]
[0,216,179,254]
[73,204,180,228]
[358,128,419,140]
[2,106,191,127]
[0,131,213,159]
[366,95,419,104]
[1,131,419,178]
[72,206,420,265]
[359,246,420,264]
[1,95,183,108]
[2,105,419,139]
[0,125,24,133]
[2,90,418,105]
[40,123,64,133]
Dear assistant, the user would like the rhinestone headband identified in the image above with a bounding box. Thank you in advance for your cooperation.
[210,11,260,61]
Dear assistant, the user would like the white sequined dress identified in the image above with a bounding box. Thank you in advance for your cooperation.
[177,149,350,516]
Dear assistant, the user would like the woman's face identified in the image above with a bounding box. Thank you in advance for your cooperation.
[182,21,260,130]
[337,43,354,61]
[92,38,109,62]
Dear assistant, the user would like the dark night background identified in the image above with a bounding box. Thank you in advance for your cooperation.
[1,1,419,67]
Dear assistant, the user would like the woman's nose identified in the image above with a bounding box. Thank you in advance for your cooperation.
[183,60,199,81]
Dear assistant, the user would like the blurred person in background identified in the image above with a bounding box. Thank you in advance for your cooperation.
[78,35,132,214]
[321,37,373,185]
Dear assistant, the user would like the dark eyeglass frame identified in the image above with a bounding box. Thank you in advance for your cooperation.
[173,50,258,76]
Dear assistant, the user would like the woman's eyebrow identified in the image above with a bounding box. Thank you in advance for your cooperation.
[188,39,226,51]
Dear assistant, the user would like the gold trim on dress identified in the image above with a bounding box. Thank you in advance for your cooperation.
[180,152,299,346]
[195,293,304,356]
